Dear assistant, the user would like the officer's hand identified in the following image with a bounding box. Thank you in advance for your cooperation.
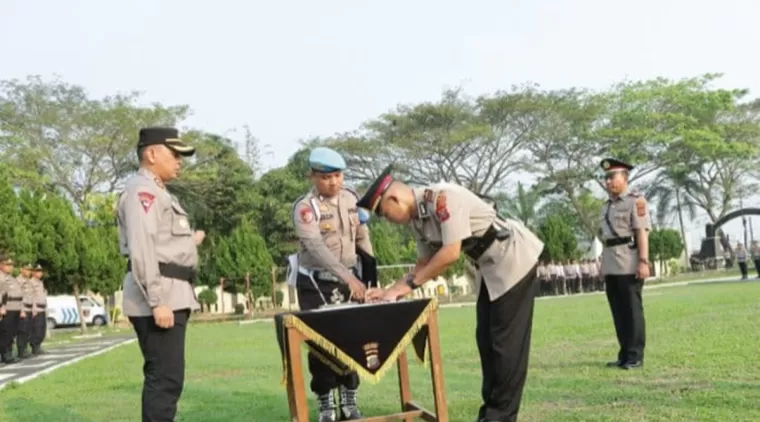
[636,262,650,280]
[152,306,174,329]
[32,310,37,317]
[0,306,5,316]
[193,230,206,245]
[347,278,367,302]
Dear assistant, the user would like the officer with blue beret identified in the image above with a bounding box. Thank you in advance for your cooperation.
[290,146,376,421]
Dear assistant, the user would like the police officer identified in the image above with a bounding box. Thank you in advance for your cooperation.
[15,263,34,359]
[30,264,48,355]
[0,253,21,364]
[291,147,374,422]
[751,241,760,278]
[117,127,204,422]
[361,166,545,422]
[599,158,650,370]
[735,242,748,279]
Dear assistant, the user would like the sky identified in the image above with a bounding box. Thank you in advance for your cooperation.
[2,0,759,253]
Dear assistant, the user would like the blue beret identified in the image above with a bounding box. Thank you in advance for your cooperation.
[358,208,370,224]
[309,147,346,173]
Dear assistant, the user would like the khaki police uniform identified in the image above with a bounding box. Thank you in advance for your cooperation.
[735,243,748,279]
[291,186,373,418]
[117,126,199,422]
[30,270,48,354]
[599,158,651,369]
[0,270,23,363]
[15,271,34,358]
[402,182,544,422]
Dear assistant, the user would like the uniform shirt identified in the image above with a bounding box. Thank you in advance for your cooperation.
[0,271,7,305]
[292,187,372,283]
[563,264,578,278]
[407,183,544,301]
[551,265,564,278]
[31,277,47,312]
[600,190,651,275]
[117,168,199,317]
[537,265,547,279]
[752,245,760,259]
[580,263,590,275]
[2,273,23,311]
[735,247,747,262]
[18,275,34,312]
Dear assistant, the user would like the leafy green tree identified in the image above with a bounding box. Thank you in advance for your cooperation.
[649,228,685,277]
[537,215,578,262]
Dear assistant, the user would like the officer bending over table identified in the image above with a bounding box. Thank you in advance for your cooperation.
[361,166,544,422]
[291,147,374,422]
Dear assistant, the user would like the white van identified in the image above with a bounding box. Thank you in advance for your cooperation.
[46,295,108,330]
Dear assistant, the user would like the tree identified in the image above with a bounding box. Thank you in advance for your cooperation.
[0,75,190,210]
[649,228,685,276]
[537,215,578,262]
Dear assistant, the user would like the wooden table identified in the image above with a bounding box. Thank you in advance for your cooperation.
[278,299,449,422]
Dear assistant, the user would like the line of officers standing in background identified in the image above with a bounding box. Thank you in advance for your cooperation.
[536,259,603,296]
[0,252,49,365]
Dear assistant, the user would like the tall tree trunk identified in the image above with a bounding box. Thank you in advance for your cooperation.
[72,282,87,334]
[245,272,253,318]
[675,189,690,270]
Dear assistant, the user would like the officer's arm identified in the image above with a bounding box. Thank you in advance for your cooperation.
[631,196,651,264]
[293,201,356,284]
[409,189,468,286]
[122,185,164,308]
[22,281,33,312]
[355,209,374,255]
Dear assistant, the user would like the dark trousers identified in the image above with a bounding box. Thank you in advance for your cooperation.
[738,261,748,278]
[295,272,359,395]
[31,311,47,348]
[129,309,190,422]
[16,312,31,354]
[604,274,646,362]
[476,266,538,422]
[755,259,760,278]
[0,310,21,356]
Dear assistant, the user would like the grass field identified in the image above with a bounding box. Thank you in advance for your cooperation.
[2,281,760,422]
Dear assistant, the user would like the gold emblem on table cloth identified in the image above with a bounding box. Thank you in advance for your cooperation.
[330,288,345,304]
[363,342,380,370]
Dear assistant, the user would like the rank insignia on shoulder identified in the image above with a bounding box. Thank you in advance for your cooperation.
[299,206,314,223]
[435,192,450,222]
[137,191,155,214]
[635,197,647,217]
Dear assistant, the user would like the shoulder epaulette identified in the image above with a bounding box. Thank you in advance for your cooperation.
[343,187,360,200]
[627,191,643,198]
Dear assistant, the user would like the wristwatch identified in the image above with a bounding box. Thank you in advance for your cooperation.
[638,258,649,264]
[404,274,419,290]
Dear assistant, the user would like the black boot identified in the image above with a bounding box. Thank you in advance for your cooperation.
[1,350,18,365]
[32,345,46,355]
[17,345,32,359]
[317,392,337,422]
[338,385,362,420]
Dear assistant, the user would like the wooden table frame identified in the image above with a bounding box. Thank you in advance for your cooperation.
[284,307,449,422]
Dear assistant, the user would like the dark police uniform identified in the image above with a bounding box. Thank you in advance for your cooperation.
[290,147,374,422]
[15,264,34,359]
[357,166,545,422]
[599,158,650,370]
[117,127,200,422]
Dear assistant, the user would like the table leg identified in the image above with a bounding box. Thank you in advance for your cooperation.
[397,352,413,422]
[427,312,449,422]
[287,327,310,422]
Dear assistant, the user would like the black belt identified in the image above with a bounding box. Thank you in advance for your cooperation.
[127,260,196,283]
[36,303,46,307]
[6,296,22,301]
[462,225,511,261]
[605,237,636,248]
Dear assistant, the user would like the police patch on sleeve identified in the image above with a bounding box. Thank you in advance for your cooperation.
[435,192,450,222]
[137,192,155,214]
[636,197,647,217]
[299,205,314,223]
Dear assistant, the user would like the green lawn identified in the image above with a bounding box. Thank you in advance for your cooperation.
[2,281,760,422]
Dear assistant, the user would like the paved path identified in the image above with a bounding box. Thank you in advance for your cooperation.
[0,334,135,390]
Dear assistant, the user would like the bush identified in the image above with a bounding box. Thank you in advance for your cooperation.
[275,291,284,307]
[234,303,245,315]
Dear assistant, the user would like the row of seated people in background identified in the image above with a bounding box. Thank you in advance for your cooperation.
[536,259,603,296]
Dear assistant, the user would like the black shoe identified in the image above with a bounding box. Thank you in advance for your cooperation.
[32,347,47,356]
[620,360,643,370]
[17,351,32,359]
[606,360,623,367]
[338,386,362,420]
[1,353,18,365]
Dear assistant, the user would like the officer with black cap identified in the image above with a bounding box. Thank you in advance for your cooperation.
[0,252,20,364]
[599,158,651,370]
[116,127,205,421]
[361,165,545,422]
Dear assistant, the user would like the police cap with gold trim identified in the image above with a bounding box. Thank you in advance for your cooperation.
[309,147,346,173]
[138,127,196,157]
[600,158,634,173]
[356,165,394,215]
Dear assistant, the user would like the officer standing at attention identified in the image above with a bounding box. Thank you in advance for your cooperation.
[599,158,650,370]
[117,127,204,422]
[0,253,21,364]
[30,264,48,355]
[15,263,34,359]
[291,147,373,422]
[362,166,545,422]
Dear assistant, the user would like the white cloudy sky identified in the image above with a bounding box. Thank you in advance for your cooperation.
[2,0,759,252]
